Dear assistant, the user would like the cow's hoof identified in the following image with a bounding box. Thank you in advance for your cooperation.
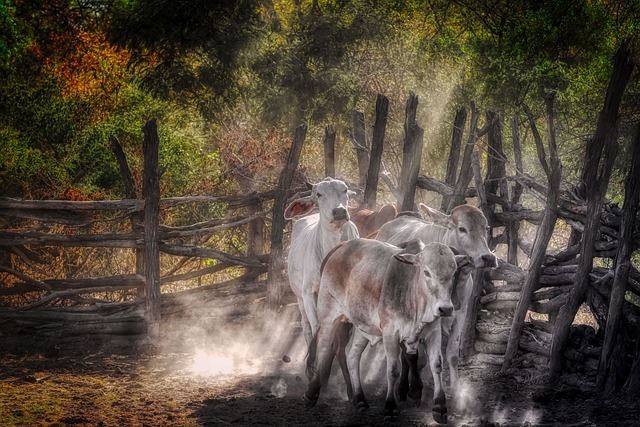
[408,389,422,406]
[303,392,318,408]
[384,402,398,418]
[432,408,447,425]
[354,400,369,413]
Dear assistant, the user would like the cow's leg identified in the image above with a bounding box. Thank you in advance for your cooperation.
[304,317,340,408]
[296,296,313,346]
[382,334,401,417]
[334,322,353,400]
[445,314,463,393]
[397,347,410,402]
[446,275,473,393]
[347,330,370,412]
[302,285,320,337]
[424,323,447,425]
[398,345,423,405]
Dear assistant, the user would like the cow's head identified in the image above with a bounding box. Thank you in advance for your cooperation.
[285,178,353,229]
[394,241,463,322]
[420,203,497,269]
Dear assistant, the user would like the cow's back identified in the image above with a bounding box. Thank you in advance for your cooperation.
[320,239,399,332]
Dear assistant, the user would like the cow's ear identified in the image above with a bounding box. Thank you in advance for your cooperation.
[454,254,471,269]
[284,198,315,220]
[394,253,418,265]
[419,203,451,227]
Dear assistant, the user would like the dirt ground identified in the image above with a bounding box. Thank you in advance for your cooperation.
[1,307,640,427]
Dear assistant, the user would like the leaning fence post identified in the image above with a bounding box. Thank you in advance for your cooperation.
[142,119,161,344]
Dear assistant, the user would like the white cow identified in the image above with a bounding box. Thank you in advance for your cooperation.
[305,238,463,423]
[285,177,359,346]
[376,203,497,400]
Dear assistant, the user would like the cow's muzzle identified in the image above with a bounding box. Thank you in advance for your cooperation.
[475,253,498,268]
[437,304,454,317]
[332,207,349,222]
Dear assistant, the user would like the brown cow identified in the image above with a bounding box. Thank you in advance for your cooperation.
[348,204,397,238]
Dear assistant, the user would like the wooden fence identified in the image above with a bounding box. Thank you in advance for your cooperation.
[1,57,640,393]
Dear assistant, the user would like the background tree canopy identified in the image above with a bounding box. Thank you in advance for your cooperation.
[0,0,639,201]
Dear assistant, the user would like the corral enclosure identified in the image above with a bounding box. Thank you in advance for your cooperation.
[2,47,640,427]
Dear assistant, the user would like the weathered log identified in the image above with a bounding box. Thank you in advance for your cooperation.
[485,283,523,294]
[532,286,570,302]
[480,291,520,310]
[0,208,91,226]
[160,244,262,268]
[489,260,526,284]
[397,92,423,212]
[530,293,569,314]
[0,230,140,247]
[470,353,504,366]
[350,110,369,188]
[267,124,306,308]
[503,94,562,372]
[441,106,467,211]
[159,213,266,238]
[551,42,635,378]
[444,101,481,213]
[508,114,524,266]
[323,125,336,178]
[598,120,640,393]
[475,340,506,355]
[364,94,388,209]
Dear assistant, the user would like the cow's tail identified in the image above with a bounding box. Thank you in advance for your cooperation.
[305,332,319,380]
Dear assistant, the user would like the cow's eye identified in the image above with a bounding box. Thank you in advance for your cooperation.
[423,270,432,278]
[316,193,323,198]
[458,226,467,234]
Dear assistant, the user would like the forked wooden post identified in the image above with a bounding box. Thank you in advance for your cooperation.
[142,119,161,343]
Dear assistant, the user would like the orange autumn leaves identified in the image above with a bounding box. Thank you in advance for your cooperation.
[43,30,131,123]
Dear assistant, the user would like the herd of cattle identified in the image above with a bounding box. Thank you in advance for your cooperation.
[284,177,497,424]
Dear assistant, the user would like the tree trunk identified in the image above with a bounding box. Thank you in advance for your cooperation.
[142,119,161,343]
[550,42,634,378]
[267,124,307,308]
[364,94,388,209]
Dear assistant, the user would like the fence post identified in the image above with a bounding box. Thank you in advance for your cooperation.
[323,125,336,178]
[352,110,369,189]
[267,124,307,308]
[109,135,145,295]
[364,94,388,209]
[142,120,161,344]
[397,92,424,212]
